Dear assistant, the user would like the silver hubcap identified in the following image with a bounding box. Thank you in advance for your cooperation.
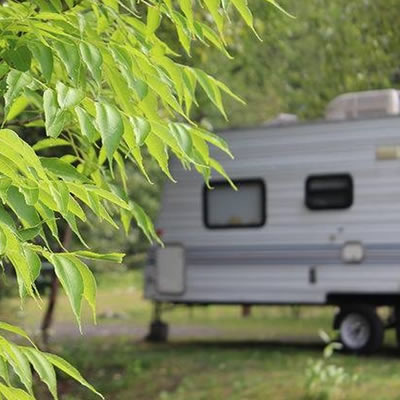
[340,313,371,350]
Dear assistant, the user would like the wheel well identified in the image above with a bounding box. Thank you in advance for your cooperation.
[332,303,378,330]
[327,293,400,307]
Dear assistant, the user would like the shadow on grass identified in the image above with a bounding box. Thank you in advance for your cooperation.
[137,337,400,359]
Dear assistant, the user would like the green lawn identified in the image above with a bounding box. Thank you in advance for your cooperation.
[3,271,400,400]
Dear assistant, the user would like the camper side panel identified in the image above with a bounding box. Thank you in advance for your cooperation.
[145,117,400,304]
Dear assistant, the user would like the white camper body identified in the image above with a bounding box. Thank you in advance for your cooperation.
[147,116,400,304]
[144,91,400,352]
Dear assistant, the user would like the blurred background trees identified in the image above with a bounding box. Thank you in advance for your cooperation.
[189,0,400,127]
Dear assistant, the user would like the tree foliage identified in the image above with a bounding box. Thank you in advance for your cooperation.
[0,0,285,397]
[187,0,400,127]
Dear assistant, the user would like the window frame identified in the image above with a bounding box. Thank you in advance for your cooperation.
[203,178,266,229]
[305,173,353,211]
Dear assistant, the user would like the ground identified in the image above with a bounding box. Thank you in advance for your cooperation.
[3,271,400,400]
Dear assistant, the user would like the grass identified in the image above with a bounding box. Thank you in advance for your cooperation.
[42,336,400,400]
[3,270,400,399]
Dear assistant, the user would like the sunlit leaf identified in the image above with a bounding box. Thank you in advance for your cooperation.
[4,70,32,119]
[95,103,124,163]
[51,254,84,330]
[22,347,58,400]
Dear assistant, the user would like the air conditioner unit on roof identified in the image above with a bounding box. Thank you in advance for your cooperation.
[325,89,400,121]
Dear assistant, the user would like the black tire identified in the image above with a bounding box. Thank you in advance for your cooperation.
[337,305,384,354]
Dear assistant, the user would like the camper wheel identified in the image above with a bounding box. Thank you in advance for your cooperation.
[337,305,384,354]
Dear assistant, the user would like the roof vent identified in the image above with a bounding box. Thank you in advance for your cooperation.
[325,89,400,121]
[263,113,298,126]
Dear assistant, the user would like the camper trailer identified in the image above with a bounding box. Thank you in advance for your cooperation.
[145,89,400,353]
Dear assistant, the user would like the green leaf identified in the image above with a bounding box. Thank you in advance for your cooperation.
[49,0,62,12]
[192,134,209,164]
[203,0,225,38]
[22,347,58,400]
[214,79,245,104]
[25,119,45,127]
[49,181,69,214]
[65,255,97,323]
[172,11,191,55]
[86,186,129,209]
[36,202,58,240]
[169,123,193,157]
[95,103,123,162]
[43,88,67,138]
[0,356,10,386]
[4,70,32,119]
[231,0,260,38]
[122,117,151,181]
[51,254,83,330]
[7,186,40,228]
[0,129,48,180]
[103,0,118,9]
[0,227,6,256]
[2,225,35,297]
[73,251,124,263]
[198,22,232,58]
[193,69,226,118]
[145,132,174,181]
[5,96,29,121]
[20,181,39,206]
[0,206,16,232]
[0,383,34,400]
[24,247,41,288]
[45,353,103,398]
[75,106,97,143]
[210,158,237,189]
[147,5,162,35]
[29,42,53,83]
[19,226,41,241]
[56,82,84,109]
[178,0,194,30]
[120,208,132,234]
[33,138,70,151]
[54,42,81,85]
[0,64,9,80]
[41,158,88,182]
[0,322,35,348]
[3,46,32,72]
[0,338,33,395]
[191,127,233,158]
[131,116,150,146]
[131,201,160,243]
[79,42,102,86]
[264,0,295,18]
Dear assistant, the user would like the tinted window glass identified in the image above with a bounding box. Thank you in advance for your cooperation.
[306,174,353,210]
[204,179,266,228]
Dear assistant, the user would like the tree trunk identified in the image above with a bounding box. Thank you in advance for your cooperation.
[40,225,72,347]
[241,305,252,318]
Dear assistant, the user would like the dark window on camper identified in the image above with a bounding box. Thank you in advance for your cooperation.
[305,174,353,210]
[203,179,266,229]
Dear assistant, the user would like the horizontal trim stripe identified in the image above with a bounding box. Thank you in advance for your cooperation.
[148,243,400,266]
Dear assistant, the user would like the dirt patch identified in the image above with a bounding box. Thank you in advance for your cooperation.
[45,321,224,341]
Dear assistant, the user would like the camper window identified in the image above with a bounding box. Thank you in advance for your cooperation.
[203,179,266,229]
[305,174,353,210]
